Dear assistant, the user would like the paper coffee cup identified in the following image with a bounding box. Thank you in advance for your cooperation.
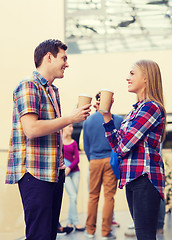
[99,89,114,113]
[78,94,92,108]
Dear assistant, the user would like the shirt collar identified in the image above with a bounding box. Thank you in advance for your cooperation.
[33,71,58,91]
[33,71,48,86]
[132,99,146,110]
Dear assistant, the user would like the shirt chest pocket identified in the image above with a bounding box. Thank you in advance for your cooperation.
[39,102,56,120]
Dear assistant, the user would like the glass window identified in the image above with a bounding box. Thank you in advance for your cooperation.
[65,0,172,54]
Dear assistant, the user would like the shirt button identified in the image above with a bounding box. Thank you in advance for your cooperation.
[57,145,59,148]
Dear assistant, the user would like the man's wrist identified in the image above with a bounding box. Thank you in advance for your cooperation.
[61,116,73,126]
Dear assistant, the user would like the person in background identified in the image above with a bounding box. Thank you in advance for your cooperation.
[5,39,91,240]
[57,222,74,236]
[101,59,166,240]
[83,92,123,240]
[63,124,85,231]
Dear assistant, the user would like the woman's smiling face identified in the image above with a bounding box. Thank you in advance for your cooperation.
[126,64,147,100]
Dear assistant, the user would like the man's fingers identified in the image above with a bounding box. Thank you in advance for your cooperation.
[82,104,92,110]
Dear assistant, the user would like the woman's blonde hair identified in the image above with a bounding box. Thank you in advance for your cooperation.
[135,59,166,142]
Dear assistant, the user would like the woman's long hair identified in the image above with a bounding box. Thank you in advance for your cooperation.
[135,59,166,142]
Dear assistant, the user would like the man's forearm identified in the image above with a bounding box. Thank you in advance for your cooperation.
[21,115,73,139]
[21,104,91,139]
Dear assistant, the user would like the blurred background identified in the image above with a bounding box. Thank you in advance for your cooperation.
[0,1,172,239]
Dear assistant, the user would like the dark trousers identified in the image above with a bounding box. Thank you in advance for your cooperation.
[18,170,65,240]
[126,174,161,240]
[157,199,165,229]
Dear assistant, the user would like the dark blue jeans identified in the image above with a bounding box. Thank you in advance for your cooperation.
[126,174,161,240]
[18,170,65,240]
[157,199,165,229]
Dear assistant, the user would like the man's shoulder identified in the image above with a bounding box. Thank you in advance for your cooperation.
[14,75,41,93]
[112,114,123,121]
[83,112,105,132]
[86,111,102,121]
[112,114,123,129]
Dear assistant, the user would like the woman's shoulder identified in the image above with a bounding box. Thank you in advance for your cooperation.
[73,140,79,147]
[139,100,164,116]
[140,100,160,110]
[72,139,77,145]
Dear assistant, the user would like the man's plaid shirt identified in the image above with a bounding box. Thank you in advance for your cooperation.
[6,71,63,184]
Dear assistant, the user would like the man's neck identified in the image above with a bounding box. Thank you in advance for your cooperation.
[36,68,54,85]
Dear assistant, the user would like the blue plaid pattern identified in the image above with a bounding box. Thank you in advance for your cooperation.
[103,100,165,199]
[6,71,62,184]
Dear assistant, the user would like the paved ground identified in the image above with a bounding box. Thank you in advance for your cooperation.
[1,151,172,240]
[56,210,172,240]
[1,209,171,240]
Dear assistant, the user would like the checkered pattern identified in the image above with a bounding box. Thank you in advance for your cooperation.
[6,71,63,184]
[103,100,165,199]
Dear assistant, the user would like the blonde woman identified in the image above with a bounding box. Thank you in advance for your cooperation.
[100,60,166,240]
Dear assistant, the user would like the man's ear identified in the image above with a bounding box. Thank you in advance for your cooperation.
[46,52,52,63]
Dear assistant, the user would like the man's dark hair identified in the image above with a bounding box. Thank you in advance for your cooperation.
[95,92,101,101]
[34,39,68,68]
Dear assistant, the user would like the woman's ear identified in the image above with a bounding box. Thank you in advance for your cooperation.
[144,76,147,83]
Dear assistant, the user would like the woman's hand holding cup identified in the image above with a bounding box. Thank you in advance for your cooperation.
[98,89,114,123]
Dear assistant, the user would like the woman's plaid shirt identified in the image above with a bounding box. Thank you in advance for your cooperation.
[103,100,165,199]
[6,71,63,184]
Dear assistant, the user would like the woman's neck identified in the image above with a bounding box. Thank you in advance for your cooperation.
[63,135,73,145]
[137,93,146,102]
[137,88,146,102]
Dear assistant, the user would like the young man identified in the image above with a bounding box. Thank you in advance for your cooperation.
[83,92,123,240]
[6,39,91,240]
